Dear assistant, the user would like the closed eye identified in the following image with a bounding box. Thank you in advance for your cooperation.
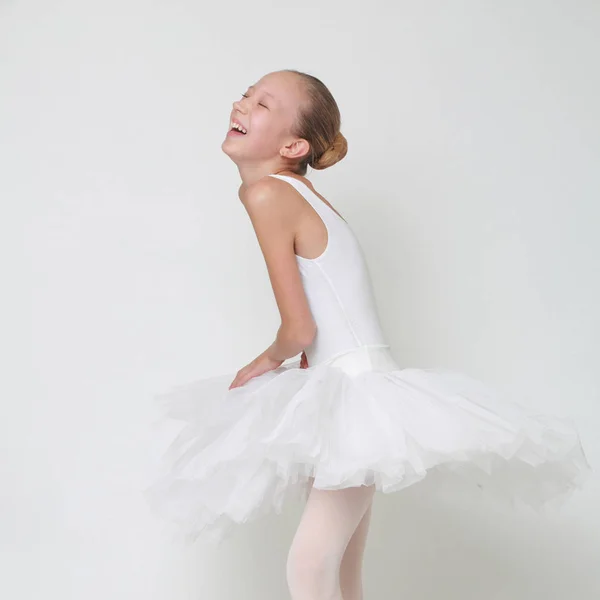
[241,93,268,109]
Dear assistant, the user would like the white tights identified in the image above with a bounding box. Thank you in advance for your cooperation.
[286,477,376,600]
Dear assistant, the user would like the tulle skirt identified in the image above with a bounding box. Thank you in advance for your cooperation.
[142,346,592,545]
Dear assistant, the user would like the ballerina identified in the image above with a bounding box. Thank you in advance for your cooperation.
[144,69,592,600]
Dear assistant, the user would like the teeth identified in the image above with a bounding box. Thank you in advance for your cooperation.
[230,121,247,134]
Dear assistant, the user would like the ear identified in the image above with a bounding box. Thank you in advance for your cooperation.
[280,137,311,162]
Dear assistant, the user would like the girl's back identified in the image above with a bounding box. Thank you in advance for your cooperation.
[268,173,391,367]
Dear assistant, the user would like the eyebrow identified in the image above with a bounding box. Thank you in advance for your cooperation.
[248,85,275,99]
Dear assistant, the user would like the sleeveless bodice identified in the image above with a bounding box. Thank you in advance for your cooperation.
[268,174,391,368]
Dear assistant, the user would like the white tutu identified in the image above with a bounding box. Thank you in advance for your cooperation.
[143,346,591,545]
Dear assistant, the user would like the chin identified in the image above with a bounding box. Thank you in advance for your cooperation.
[221,139,237,160]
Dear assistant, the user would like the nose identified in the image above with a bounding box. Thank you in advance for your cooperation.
[232,97,247,112]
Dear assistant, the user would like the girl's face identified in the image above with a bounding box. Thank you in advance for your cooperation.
[221,71,309,168]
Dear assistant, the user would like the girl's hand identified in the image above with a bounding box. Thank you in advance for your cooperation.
[228,351,284,390]
[300,350,309,369]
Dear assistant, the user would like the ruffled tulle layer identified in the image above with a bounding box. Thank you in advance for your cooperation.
[142,354,591,545]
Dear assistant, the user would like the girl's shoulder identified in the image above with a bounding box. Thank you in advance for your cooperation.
[240,174,303,217]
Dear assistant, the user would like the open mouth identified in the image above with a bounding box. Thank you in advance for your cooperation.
[229,121,248,135]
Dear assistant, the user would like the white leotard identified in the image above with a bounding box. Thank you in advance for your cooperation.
[268,174,395,371]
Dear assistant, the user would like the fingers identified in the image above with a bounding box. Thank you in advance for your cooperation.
[229,367,249,389]
[232,351,307,389]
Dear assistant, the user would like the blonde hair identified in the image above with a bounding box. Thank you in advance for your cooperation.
[285,70,348,175]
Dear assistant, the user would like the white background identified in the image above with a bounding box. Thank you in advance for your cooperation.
[2,0,599,598]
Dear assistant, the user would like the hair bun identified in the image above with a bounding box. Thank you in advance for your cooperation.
[313,131,348,171]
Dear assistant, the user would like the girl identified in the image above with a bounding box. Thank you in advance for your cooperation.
[144,69,591,600]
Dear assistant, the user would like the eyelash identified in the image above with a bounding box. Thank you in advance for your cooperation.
[241,93,268,108]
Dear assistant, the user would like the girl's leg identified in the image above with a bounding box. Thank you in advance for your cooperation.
[303,477,374,600]
[286,481,376,600]
[339,501,373,600]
